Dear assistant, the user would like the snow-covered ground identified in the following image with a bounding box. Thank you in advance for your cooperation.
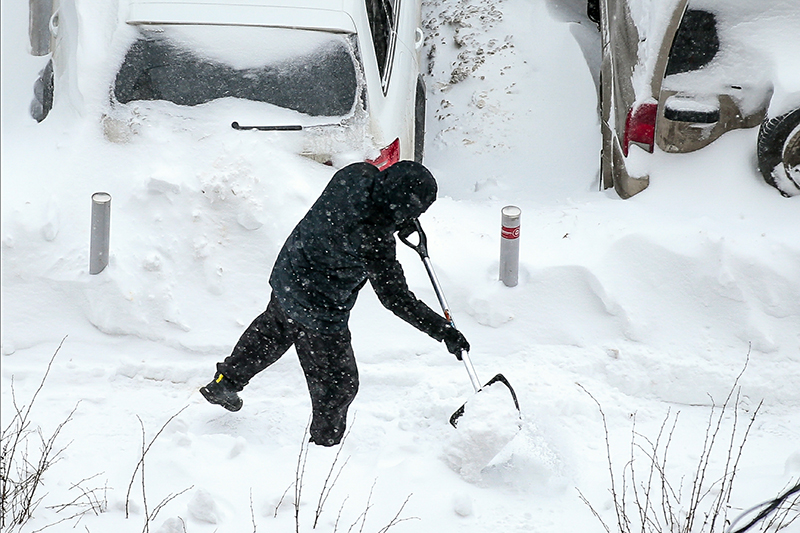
[2,0,799,532]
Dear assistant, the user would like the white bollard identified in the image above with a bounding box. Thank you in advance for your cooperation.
[499,206,521,287]
[90,192,111,275]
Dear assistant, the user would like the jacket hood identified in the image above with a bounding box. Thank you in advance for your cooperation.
[372,161,438,225]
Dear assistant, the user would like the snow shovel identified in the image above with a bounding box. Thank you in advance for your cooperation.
[398,219,520,428]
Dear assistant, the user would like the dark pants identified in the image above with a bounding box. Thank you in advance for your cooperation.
[217,294,358,446]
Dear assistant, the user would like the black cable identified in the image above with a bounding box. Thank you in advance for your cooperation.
[728,481,800,533]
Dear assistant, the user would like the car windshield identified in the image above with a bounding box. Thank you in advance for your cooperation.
[665,9,719,76]
[114,25,361,118]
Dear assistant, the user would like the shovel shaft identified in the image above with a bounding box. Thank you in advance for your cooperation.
[460,351,482,392]
[400,219,484,392]
[422,256,452,323]
[421,258,482,392]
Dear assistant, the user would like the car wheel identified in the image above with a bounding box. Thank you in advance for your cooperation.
[414,75,426,164]
[30,58,54,122]
[757,107,800,196]
[784,122,800,186]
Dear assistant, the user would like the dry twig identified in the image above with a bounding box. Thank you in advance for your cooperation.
[124,406,188,518]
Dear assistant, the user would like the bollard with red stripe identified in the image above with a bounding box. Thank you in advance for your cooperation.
[500,206,521,287]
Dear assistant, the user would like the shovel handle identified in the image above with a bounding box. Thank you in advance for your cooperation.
[398,218,428,259]
[399,220,452,322]
[399,219,482,392]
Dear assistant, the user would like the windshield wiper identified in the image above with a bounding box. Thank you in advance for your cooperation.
[231,121,303,131]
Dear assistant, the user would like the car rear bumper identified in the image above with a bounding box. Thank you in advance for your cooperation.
[656,91,765,154]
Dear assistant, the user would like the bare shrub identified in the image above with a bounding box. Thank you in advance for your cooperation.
[1,337,80,532]
[575,356,782,533]
[125,407,192,533]
[272,420,419,533]
[37,474,109,531]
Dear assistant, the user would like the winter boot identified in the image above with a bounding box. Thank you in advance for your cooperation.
[200,373,243,412]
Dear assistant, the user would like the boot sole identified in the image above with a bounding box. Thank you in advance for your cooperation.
[200,386,243,412]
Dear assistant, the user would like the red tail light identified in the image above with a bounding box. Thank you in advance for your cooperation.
[367,138,400,170]
[623,102,658,156]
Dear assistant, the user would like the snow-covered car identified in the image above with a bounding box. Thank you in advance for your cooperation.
[29,0,426,169]
[589,0,800,197]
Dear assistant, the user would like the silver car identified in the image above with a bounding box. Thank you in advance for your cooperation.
[591,0,800,197]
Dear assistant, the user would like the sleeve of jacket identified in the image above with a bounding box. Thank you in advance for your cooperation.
[365,254,451,341]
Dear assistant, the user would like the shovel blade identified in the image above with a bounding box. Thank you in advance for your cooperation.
[450,373,520,428]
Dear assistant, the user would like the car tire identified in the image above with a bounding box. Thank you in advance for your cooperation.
[30,58,54,123]
[414,75,426,164]
[757,107,800,196]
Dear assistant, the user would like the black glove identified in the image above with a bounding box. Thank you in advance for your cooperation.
[397,219,417,241]
[442,324,469,360]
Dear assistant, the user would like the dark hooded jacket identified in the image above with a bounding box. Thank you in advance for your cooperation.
[269,161,449,339]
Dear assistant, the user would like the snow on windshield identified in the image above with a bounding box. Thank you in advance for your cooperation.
[151,24,347,70]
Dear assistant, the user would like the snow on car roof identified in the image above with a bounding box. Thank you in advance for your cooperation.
[127,0,357,33]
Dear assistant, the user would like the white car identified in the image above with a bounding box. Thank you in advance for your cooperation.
[30,0,427,168]
[590,0,800,197]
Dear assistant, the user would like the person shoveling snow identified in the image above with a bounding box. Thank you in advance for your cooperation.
[200,161,470,446]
